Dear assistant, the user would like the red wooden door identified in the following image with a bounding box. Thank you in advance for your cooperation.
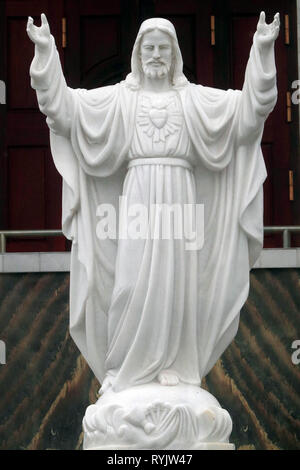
[3,0,66,251]
[64,0,139,89]
[1,0,299,251]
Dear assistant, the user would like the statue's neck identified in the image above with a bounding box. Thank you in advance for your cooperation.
[142,75,172,93]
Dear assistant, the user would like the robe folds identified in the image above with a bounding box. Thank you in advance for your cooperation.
[30,32,277,391]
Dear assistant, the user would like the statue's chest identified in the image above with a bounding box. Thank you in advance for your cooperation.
[136,92,183,144]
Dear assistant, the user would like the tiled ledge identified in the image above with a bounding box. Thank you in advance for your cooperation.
[253,249,300,269]
[0,252,71,273]
[0,249,299,273]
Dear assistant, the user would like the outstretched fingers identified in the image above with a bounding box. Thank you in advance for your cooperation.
[270,12,280,39]
[41,13,48,24]
[27,16,34,27]
[257,10,280,41]
[41,13,51,37]
[273,12,280,30]
[26,16,36,41]
[26,13,51,45]
[258,11,266,25]
[41,13,50,32]
[257,11,266,33]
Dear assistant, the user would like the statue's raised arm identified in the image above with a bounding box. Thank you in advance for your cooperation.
[27,13,72,137]
[238,11,280,142]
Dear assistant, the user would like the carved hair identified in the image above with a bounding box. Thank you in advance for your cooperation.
[125,17,189,90]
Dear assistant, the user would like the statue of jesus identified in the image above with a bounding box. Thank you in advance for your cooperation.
[27,13,279,449]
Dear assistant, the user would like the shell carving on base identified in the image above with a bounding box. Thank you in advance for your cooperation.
[83,384,235,450]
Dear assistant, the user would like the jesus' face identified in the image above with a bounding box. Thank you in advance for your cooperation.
[140,29,173,80]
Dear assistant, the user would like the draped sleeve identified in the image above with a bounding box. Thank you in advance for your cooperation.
[30,35,73,138]
[180,30,277,171]
[238,32,277,143]
[30,35,134,178]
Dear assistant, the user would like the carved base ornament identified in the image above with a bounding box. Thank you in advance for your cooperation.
[83,384,234,450]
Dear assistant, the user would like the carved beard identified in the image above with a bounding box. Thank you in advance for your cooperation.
[142,60,171,79]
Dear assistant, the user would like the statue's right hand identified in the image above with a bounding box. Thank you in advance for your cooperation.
[27,13,51,52]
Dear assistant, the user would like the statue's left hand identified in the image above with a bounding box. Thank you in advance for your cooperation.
[256,11,280,48]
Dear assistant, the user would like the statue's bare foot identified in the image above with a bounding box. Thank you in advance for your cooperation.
[158,369,179,386]
[99,376,113,396]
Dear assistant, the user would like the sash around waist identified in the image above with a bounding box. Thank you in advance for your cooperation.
[127,157,193,171]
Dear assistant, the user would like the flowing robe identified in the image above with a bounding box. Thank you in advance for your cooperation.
[30,33,277,391]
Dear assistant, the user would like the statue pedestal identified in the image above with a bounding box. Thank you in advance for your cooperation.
[82,383,235,450]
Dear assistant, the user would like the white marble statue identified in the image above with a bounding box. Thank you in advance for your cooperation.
[27,12,279,449]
